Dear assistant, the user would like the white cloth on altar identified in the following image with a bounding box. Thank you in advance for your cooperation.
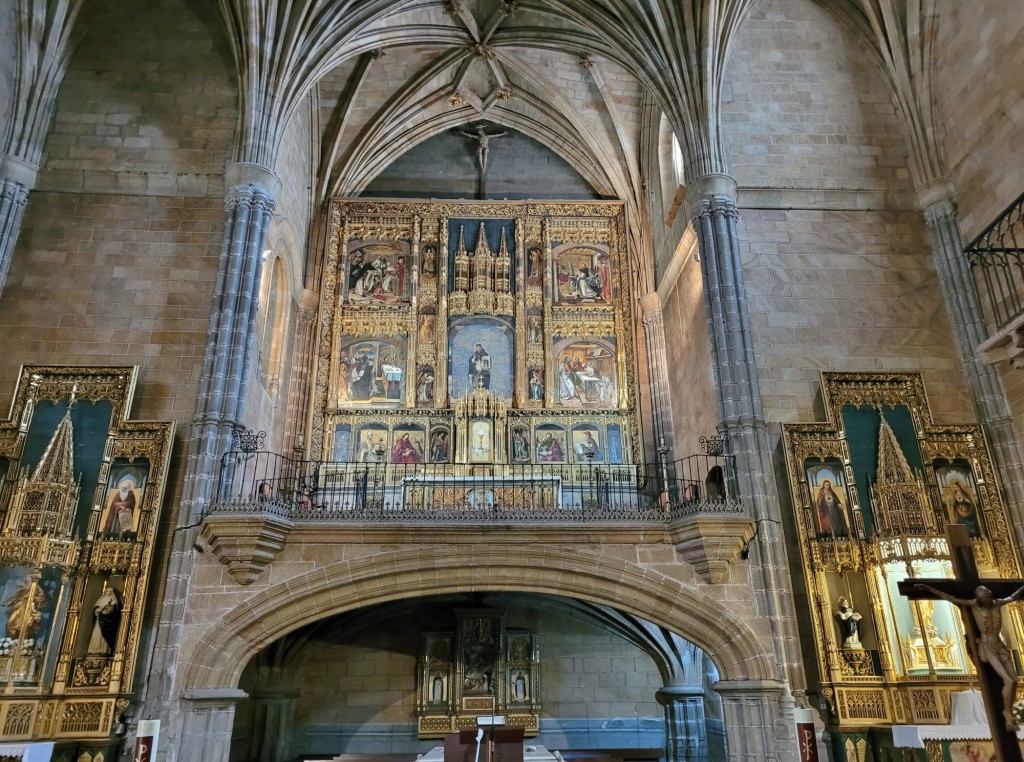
[892,689,1024,748]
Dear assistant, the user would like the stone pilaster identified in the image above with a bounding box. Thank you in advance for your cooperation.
[0,156,37,296]
[687,174,801,759]
[713,680,787,762]
[283,289,320,457]
[177,688,248,762]
[657,686,707,761]
[922,191,1024,549]
[640,292,677,459]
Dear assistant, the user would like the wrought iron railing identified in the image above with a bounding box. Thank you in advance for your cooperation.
[210,448,742,523]
[965,190,1024,333]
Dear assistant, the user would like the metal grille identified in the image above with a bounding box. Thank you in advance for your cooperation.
[212,448,743,523]
[965,190,1024,333]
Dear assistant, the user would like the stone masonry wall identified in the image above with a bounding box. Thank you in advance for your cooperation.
[722,0,913,195]
[932,0,1024,241]
[739,207,972,423]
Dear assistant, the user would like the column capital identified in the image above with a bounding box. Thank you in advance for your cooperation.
[225,161,281,197]
[685,173,738,207]
[639,291,663,315]
[916,178,956,211]
[0,154,38,189]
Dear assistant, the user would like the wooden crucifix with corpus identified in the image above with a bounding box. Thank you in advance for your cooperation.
[898,524,1024,762]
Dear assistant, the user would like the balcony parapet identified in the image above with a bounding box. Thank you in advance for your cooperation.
[201,451,751,583]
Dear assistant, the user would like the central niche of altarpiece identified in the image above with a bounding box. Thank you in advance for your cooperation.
[310,200,639,469]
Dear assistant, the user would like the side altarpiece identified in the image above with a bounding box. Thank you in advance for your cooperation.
[783,372,1023,761]
[0,367,173,758]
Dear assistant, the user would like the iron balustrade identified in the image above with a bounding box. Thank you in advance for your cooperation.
[965,190,1024,334]
[212,449,741,523]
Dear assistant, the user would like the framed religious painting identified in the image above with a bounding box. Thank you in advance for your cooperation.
[934,460,985,538]
[806,460,852,538]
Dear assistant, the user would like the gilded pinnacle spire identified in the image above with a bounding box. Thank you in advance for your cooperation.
[474,222,490,257]
[32,406,75,485]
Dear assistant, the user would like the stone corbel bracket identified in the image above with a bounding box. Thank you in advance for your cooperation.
[667,503,756,584]
[199,511,293,585]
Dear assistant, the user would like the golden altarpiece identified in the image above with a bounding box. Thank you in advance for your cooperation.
[307,199,641,508]
[0,367,173,759]
[782,372,1023,760]
[417,610,540,739]
[308,199,642,736]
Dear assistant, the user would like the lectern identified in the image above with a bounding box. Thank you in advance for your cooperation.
[443,717,524,762]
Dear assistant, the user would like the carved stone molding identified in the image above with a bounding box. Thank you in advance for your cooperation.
[199,512,294,585]
[667,511,755,584]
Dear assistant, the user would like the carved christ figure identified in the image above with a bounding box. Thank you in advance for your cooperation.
[459,124,509,173]
[914,582,1024,730]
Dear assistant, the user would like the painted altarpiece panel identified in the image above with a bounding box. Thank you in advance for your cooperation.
[309,200,641,468]
[416,610,539,739]
[0,366,173,744]
[782,372,1021,731]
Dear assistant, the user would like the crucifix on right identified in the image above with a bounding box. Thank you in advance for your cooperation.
[898,524,1024,762]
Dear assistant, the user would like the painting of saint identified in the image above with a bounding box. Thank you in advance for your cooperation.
[418,315,435,345]
[572,429,603,462]
[449,319,513,399]
[937,464,983,538]
[356,427,388,462]
[535,428,566,463]
[807,464,849,537]
[416,366,435,405]
[468,343,491,391]
[391,431,424,463]
[554,245,613,304]
[429,428,451,463]
[554,338,617,408]
[340,339,406,404]
[421,244,437,276]
[102,465,147,538]
[526,246,543,283]
[346,244,409,305]
[528,367,544,401]
[510,428,531,463]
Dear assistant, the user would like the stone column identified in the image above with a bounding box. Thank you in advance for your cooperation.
[713,680,787,761]
[640,292,677,460]
[657,686,707,761]
[0,156,37,296]
[183,163,279,521]
[687,174,801,758]
[921,185,1024,547]
[177,688,248,762]
[143,164,279,762]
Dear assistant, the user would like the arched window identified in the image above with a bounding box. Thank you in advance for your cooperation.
[658,113,686,225]
[259,256,288,395]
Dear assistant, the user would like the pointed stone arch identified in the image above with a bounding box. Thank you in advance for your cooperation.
[181,544,775,693]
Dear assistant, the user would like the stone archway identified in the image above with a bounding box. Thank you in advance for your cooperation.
[172,545,789,761]
[182,544,772,690]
